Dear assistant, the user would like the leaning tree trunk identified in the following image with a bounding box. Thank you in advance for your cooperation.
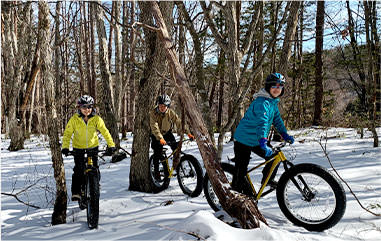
[94,1,120,148]
[129,1,173,192]
[38,0,68,225]
[149,2,267,229]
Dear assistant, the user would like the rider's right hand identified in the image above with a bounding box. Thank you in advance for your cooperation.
[259,138,273,157]
[159,139,167,145]
[61,148,69,157]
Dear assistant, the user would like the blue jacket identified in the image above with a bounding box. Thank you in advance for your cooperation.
[234,89,288,147]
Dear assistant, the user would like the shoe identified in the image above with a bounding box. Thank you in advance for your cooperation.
[71,194,81,201]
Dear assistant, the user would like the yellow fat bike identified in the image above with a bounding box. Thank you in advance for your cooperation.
[203,141,346,232]
[149,139,203,197]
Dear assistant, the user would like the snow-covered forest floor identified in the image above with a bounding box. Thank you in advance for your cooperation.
[1,127,381,240]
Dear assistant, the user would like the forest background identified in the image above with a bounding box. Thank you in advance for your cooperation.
[1,0,380,227]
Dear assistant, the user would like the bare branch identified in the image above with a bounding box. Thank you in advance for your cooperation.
[199,1,228,52]
[317,137,380,217]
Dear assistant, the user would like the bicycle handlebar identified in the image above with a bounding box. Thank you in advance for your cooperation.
[273,140,292,152]
[165,138,193,146]
[66,149,108,157]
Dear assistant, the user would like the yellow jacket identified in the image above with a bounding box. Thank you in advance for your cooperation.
[62,113,115,149]
[149,107,189,141]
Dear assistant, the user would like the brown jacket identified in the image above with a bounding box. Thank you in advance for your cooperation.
[149,107,189,140]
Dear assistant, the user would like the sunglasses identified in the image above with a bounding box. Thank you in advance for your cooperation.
[80,105,93,109]
[271,84,284,89]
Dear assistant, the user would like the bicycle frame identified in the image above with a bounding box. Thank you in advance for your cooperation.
[244,145,289,201]
[159,139,191,178]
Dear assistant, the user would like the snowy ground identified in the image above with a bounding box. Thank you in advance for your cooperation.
[1,127,381,240]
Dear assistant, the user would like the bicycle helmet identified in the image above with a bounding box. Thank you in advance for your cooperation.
[156,94,171,107]
[265,73,285,97]
[77,95,94,107]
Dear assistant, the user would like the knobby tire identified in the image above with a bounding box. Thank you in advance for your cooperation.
[86,169,100,229]
[276,163,346,231]
[176,155,203,197]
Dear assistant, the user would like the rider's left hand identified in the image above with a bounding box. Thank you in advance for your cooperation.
[187,133,195,141]
[105,146,116,156]
[281,133,294,144]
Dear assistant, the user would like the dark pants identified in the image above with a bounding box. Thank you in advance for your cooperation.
[150,132,178,177]
[72,147,98,195]
[150,131,178,161]
[231,141,279,193]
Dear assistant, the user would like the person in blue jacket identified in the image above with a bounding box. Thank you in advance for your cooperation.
[232,73,294,193]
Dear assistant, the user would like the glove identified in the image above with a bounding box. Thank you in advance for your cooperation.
[159,139,167,145]
[61,148,69,157]
[187,133,195,141]
[105,146,116,156]
[259,138,273,157]
[281,133,294,144]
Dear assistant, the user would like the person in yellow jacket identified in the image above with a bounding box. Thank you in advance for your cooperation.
[61,95,116,201]
[150,94,194,169]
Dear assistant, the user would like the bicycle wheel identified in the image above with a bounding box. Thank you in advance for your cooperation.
[176,154,203,197]
[149,155,170,193]
[276,163,346,231]
[203,163,236,212]
[86,169,100,229]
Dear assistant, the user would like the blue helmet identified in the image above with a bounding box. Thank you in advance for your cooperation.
[266,73,285,85]
[265,73,285,97]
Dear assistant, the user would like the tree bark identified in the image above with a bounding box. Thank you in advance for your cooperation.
[2,1,30,150]
[38,0,68,225]
[313,0,325,126]
[149,1,267,229]
[129,1,173,193]
[278,1,301,75]
[94,1,120,148]
[363,1,380,147]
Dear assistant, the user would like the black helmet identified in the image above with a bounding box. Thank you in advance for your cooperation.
[156,94,171,107]
[265,73,285,97]
[77,95,94,107]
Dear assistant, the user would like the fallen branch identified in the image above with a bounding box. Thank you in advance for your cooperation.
[317,137,380,217]
[1,176,48,209]
[1,192,41,209]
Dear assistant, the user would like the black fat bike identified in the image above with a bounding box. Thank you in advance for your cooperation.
[149,139,203,197]
[203,141,346,232]
[68,149,110,229]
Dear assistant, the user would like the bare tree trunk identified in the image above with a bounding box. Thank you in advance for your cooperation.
[364,1,380,147]
[94,1,120,148]
[149,1,267,229]
[89,3,97,99]
[54,1,62,133]
[3,1,30,150]
[176,1,214,142]
[129,1,173,193]
[113,1,123,121]
[278,1,301,75]
[127,1,136,132]
[38,0,68,225]
[313,0,325,126]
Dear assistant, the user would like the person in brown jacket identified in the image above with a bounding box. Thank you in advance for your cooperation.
[149,94,194,166]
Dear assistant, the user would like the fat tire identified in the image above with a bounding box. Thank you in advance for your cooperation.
[276,163,346,231]
[176,155,203,197]
[86,170,100,229]
[203,163,237,212]
[149,155,170,193]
